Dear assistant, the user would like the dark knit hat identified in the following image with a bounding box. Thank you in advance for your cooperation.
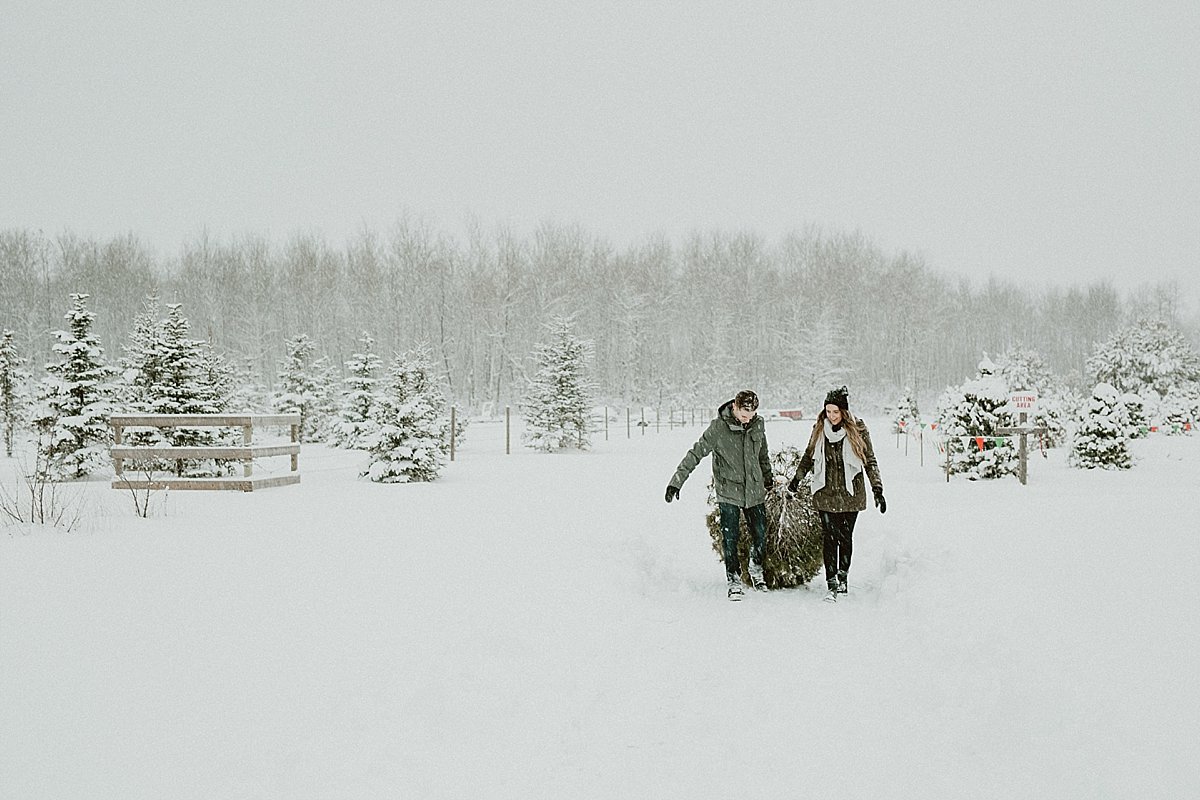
[824,385,849,411]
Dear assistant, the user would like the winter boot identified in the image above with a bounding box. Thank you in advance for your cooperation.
[748,562,768,592]
[824,580,839,603]
[837,570,848,594]
[727,574,745,601]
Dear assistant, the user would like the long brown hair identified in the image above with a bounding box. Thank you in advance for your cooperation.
[807,408,868,463]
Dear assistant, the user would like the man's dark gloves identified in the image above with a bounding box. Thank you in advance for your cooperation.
[665,485,680,503]
[787,476,800,495]
[873,486,887,514]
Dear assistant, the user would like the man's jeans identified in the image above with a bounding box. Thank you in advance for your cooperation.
[718,502,767,580]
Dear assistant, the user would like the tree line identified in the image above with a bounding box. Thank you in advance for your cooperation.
[1,221,1194,412]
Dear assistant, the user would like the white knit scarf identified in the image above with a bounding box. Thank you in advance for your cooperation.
[810,418,864,496]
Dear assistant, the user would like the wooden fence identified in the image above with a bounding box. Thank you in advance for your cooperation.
[110,413,301,492]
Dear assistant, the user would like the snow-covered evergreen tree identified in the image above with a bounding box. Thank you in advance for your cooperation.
[1086,319,1200,398]
[1,329,33,457]
[33,294,116,479]
[996,346,1074,448]
[226,356,270,413]
[520,316,597,452]
[335,332,383,449]
[273,334,332,443]
[156,304,226,443]
[889,387,921,434]
[1121,392,1151,439]
[1159,382,1200,434]
[1070,382,1133,469]
[363,345,450,483]
[934,355,1018,480]
[118,301,231,473]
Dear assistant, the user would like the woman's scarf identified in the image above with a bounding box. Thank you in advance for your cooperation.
[810,418,864,496]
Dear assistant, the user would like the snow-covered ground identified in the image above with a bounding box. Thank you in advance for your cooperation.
[2,418,1197,799]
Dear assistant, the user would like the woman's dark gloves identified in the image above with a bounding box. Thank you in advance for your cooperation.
[873,486,887,513]
[665,485,680,503]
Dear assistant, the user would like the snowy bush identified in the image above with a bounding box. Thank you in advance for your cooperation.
[1070,383,1133,470]
[1086,319,1200,399]
[888,387,921,434]
[32,294,117,479]
[0,329,32,458]
[520,316,597,452]
[934,356,1017,480]
[363,345,450,483]
[1121,392,1150,439]
[1158,382,1200,435]
[273,334,337,443]
[119,299,233,476]
[996,347,1074,448]
[335,332,383,449]
[705,446,823,589]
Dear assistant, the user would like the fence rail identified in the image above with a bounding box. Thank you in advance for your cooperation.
[110,413,301,492]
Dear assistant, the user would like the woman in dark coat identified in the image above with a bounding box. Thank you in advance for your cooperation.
[787,386,886,601]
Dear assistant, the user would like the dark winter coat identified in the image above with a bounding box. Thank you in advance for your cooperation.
[794,420,882,513]
[669,400,773,508]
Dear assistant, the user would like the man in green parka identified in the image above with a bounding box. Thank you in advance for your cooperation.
[665,390,774,599]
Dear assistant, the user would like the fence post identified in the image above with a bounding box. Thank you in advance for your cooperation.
[243,424,254,478]
[112,424,124,476]
[605,405,609,441]
[450,406,457,461]
[505,406,511,454]
[627,407,631,439]
[290,420,299,472]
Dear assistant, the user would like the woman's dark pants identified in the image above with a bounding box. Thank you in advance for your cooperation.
[819,510,858,588]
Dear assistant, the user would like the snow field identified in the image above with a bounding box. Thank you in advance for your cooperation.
[2,417,1197,798]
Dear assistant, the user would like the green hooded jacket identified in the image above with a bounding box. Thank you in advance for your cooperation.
[669,400,773,508]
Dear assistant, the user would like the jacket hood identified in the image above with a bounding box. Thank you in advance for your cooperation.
[719,399,760,431]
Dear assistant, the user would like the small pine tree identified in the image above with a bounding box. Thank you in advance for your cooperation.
[1159,382,1200,434]
[1,329,33,457]
[33,294,116,479]
[273,334,329,443]
[935,355,1018,480]
[1121,392,1151,439]
[889,387,921,434]
[336,332,383,449]
[1086,319,1200,398]
[520,316,597,452]
[1070,383,1133,469]
[996,346,1074,448]
[226,356,270,413]
[363,345,450,483]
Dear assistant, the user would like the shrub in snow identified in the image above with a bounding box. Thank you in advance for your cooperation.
[888,387,921,434]
[934,355,1017,480]
[1070,383,1133,470]
[520,316,597,452]
[1158,382,1199,434]
[335,332,383,449]
[996,346,1075,448]
[1,329,32,457]
[363,345,450,483]
[32,293,116,479]
[273,334,336,443]
[1086,319,1200,399]
[119,300,232,475]
[1120,392,1150,439]
[706,446,823,589]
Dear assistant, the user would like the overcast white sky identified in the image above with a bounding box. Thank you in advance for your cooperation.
[3,1,1197,303]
